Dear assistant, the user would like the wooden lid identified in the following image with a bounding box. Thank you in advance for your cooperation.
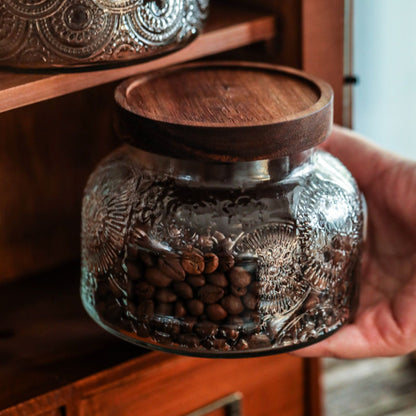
[115,61,333,162]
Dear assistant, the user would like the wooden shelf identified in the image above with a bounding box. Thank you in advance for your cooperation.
[0,2,275,114]
[0,264,143,411]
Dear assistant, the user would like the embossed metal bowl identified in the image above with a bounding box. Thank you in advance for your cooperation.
[0,0,208,69]
[80,62,366,357]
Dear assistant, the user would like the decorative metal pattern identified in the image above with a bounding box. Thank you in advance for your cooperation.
[233,222,310,317]
[295,152,363,292]
[0,0,208,68]
[81,160,137,275]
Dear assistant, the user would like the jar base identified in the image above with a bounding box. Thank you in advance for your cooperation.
[82,292,346,359]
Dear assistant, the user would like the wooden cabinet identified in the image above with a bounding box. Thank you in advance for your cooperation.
[78,354,304,416]
[0,1,347,415]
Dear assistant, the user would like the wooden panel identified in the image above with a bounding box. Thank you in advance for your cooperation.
[304,358,323,416]
[41,411,64,416]
[41,410,64,416]
[0,394,66,416]
[228,0,302,68]
[0,84,119,282]
[302,0,345,124]
[236,0,345,125]
[78,353,304,416]
[0,2,275,114]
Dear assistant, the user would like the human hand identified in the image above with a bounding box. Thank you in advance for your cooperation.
[292,125,416,359]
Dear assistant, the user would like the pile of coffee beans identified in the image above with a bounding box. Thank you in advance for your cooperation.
[94,236,276,352]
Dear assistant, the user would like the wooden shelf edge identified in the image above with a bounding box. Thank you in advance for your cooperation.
[0,10,275,114]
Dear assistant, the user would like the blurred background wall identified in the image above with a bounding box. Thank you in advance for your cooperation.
[353,0,416,158]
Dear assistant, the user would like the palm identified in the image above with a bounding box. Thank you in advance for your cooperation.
[295,126,416,358]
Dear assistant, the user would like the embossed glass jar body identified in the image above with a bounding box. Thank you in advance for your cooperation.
[81,144,365,357]
[0,0,208,69]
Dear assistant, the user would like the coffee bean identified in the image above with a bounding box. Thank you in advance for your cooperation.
[135,281,156,300]
[198,235,214,250]
[126,300,136,315]
[242,292,257,310]
[155,289,177,303]
[153,330,171,345]
[108,278,124,298]
[181,250,205,275]
[103,303,123,321]
[247,334,272,349]
[198,284,224,304]
[201,339,214,349]
[158,255,186,281]
[155,302,174,316]
[181,317,197,333]
[229,267,252,288]
[152,318,181,336]
[303,294,320,311]
[145,267,172,288]
[126,243,140,261]
[251,311,261,323]
[230,285,247,297]
[139,252,156,267]
[240,319,261,336]
[226,316,245,329]
[204,253,219,274]
[206,304,228,321]
[172,281,193,299]
[96,282,111,298]
[176,334,200,348]
[186,299,204,316]
[127,280,136,300]
[136,322,150,338]
[218,250,235,272]
[212,338,231,351]
[186,275,206,288]
[136,300,154,318]
[207,272,228,288]
[221,295,244,315]
[119,318,135,332]
[220,237,233,251]
[194,321,218,338]
[219,327,239,342]
[126,261,143,281]
[174,301,187,318]
[212,231,226,244]
[249,281,261,295]
[235,339,249,351]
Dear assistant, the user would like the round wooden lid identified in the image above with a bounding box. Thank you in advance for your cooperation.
[115,61,333,162]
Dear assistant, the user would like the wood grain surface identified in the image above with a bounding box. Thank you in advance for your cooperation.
[0,83,119,282]
[116,61,333,161]
[230,0,346,125]
[302,0,345,125]
[78,353,304,416]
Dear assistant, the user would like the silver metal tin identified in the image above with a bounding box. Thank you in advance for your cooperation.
[0,0,209,69]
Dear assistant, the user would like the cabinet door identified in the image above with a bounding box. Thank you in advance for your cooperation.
[79,354,305,416]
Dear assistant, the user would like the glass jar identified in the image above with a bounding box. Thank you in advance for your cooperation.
[81,61,366,357]
[0,0,208,69]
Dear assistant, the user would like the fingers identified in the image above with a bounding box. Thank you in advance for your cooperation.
[290,324,375,359]
[320,125,391,194]
[324,125,416,233]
